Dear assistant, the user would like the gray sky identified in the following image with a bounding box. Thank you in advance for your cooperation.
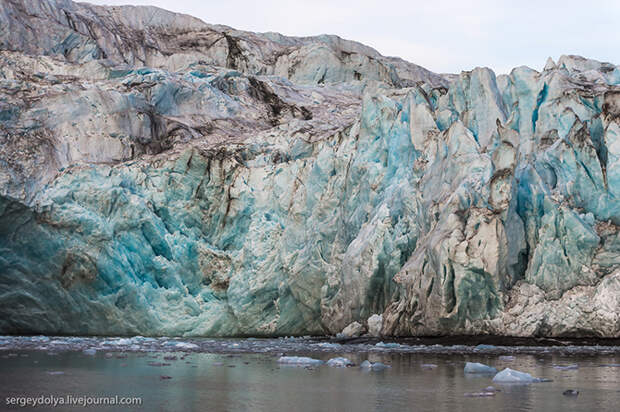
[84,0,620,74]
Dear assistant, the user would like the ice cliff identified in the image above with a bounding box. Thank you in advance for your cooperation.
[0,0,618,337]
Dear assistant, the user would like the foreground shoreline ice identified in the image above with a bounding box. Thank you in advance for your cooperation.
[1,336,620,355]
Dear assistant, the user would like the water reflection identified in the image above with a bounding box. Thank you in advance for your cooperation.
[0,351,619,411]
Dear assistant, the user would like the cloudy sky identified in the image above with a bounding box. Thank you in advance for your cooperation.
[85,0,620,75]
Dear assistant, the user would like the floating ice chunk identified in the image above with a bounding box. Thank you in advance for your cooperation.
[82,348,97,356]
[47,371,64,375]
[277,356,324,366]
[360,360,390,371]
[464,362,497,374]
[464,391,496,397]
[147,362,170,367]
[474,344,497,351]
[375,342,403,349]
[103,338,134,346]
[553,364,578,370]
[499,356,515,362]
[421,364,438,370]
[314,342,342,349]
[326,357,353,367]
[174,342,199,350]
[492,368,539,383]
[563,389,579,396]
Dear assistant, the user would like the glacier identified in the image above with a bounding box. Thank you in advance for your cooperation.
[0,0,618,338]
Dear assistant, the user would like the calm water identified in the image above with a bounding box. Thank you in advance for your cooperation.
[1,337,619,411]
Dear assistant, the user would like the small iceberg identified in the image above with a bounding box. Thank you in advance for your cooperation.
[360,360,390,371]
[464,362,497,374]
[492,368,549,383]
[277,356,324,366]
[326,357,353,367]
[82,348,97,356]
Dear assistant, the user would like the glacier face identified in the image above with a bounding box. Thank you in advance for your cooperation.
[0,0,618,337]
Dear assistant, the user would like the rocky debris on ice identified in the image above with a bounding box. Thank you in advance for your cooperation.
[563,389,579,396]
[326,357,353,367]
[277,356,324,366]
[464,362,497,374]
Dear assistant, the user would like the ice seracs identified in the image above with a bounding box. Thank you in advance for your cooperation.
[0,0,618,340]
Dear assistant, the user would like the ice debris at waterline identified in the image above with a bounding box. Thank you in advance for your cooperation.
[1,336,620,355]
[553,364,579,370]
[0,0,619,338]
[464,362,498,374]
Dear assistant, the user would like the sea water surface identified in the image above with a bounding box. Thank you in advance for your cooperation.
[1,336,619,411]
